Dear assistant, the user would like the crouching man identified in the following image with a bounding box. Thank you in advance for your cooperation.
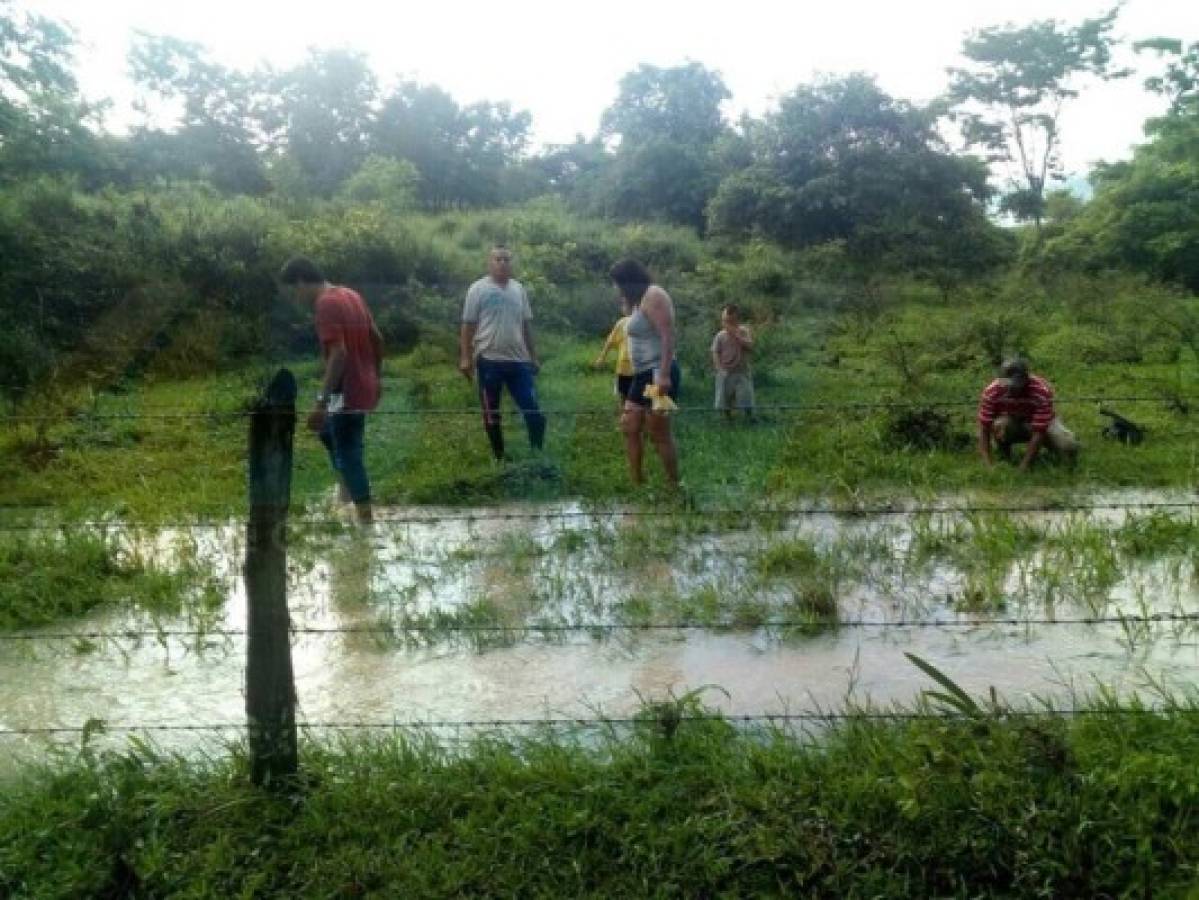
[978,358,1079,471]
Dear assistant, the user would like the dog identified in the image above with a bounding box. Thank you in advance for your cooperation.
[1099,408,1145,445]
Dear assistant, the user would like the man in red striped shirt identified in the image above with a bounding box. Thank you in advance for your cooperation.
[978,358,1079,471]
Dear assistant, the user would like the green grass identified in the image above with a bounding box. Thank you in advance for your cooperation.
[4,697,1199,897]
[6,298,1199,521]
[0,529,223,631]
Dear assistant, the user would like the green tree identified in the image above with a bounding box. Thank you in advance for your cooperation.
[1135,37,1199,115]
[523,135,611,202]
[947,7,1127,231]
[265,49,378,196]
[1044,115,1199,291]
[0,1,107,183]
[708,73,1001,283]
[1041,35,1199,290]
[370,82,530,208]
[336,154,419,212]
[601,61,730,149]
[595,62,731,229]
[127,33,268,193]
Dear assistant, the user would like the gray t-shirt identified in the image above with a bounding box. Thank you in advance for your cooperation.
[462,276,533,363]
[711,327,752,373]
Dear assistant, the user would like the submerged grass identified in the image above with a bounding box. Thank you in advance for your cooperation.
[3,698,1199,897]
[0,529,223,631]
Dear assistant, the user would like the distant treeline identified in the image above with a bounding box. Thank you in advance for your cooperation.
[1,4,1196,396]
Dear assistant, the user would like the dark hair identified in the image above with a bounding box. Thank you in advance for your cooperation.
[722,304,741,318]
[608,258,652,304]
[1001,357,1030,378]
[278,257,326,285]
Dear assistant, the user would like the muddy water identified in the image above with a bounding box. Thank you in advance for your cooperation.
[3,489,1198,770]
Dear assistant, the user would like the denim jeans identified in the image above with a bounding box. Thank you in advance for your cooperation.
[318,412,370,503]
[477,358,546,456]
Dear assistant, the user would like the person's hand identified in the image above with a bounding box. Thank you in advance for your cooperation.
[307,407,327,434]
[530,359,541,375]
[458,357,473,381]
[655,370,672,393]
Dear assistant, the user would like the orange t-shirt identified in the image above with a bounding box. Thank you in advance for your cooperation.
[315,286,381,412]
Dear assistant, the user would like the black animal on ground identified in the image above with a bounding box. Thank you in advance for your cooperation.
[1099,408,1145,445]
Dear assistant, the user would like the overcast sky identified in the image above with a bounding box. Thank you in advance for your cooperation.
[31,0,1199,177]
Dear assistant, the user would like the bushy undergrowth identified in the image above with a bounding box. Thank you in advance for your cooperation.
[3,698,1199,897]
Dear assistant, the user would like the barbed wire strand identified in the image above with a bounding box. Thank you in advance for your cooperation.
[1,394,1194,423]
[3,706,1196,737]
[2,498,1199,531]
[4,611,1197,643]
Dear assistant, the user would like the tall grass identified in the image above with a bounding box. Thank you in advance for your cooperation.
[3,696,1199,897]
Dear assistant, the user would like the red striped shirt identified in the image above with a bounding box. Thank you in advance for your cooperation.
[977,375,1055,433]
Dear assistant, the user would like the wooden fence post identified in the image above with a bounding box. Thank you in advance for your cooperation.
[245,368,298,786]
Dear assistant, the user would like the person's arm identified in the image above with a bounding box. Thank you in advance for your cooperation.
[459,284,479,381]
[593,326,618,368]
[522,320,539,371]
[977,384,996,466]
[712,350,723,372]
[308,341,347,432]
[978,421,993,466]
[370,323,384,378]
[644,288,675,389]
[1019,431,1045,471]
[458,323,477,381]
[519,285,539,371]
[1021,386,1054,471]
[736,325,754,350]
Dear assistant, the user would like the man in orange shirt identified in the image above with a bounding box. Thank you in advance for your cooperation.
[280,257,383,523]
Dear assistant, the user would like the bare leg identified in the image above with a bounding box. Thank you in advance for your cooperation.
[621,403,645,485]
[646,411,680,488]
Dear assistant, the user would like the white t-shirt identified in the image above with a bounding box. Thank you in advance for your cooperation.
[462,276,533,363]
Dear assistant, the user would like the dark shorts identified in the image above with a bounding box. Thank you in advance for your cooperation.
[626,361,681,409]
[616,374,634,399]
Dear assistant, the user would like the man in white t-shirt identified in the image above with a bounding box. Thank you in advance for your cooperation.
[458,245,546,460]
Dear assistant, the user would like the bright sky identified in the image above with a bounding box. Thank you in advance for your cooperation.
[32,0,1199,176]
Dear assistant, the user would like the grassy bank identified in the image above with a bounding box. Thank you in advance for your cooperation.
[3,697,1199,897]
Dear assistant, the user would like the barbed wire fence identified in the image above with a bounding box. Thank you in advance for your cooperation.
[1,373,1198,770]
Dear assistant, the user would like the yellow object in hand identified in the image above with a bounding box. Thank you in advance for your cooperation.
[643,384,677,413]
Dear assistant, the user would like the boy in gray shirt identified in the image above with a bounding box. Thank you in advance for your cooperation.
[711,304,755,420]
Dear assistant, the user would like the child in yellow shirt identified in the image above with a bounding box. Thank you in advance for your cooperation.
[592,297,635,401]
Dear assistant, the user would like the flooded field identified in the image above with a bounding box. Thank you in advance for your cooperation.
[3,489,1199,769]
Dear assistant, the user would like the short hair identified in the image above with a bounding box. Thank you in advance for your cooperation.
[278,257,325,285]
[1001,357,1030,378]
[608,258,652,303]
[722,304,741,318]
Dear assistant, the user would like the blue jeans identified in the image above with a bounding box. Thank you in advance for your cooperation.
[318,412,370,503]
[477,358,546,457]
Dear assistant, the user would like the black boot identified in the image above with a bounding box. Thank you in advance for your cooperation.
[485,422,505,461]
